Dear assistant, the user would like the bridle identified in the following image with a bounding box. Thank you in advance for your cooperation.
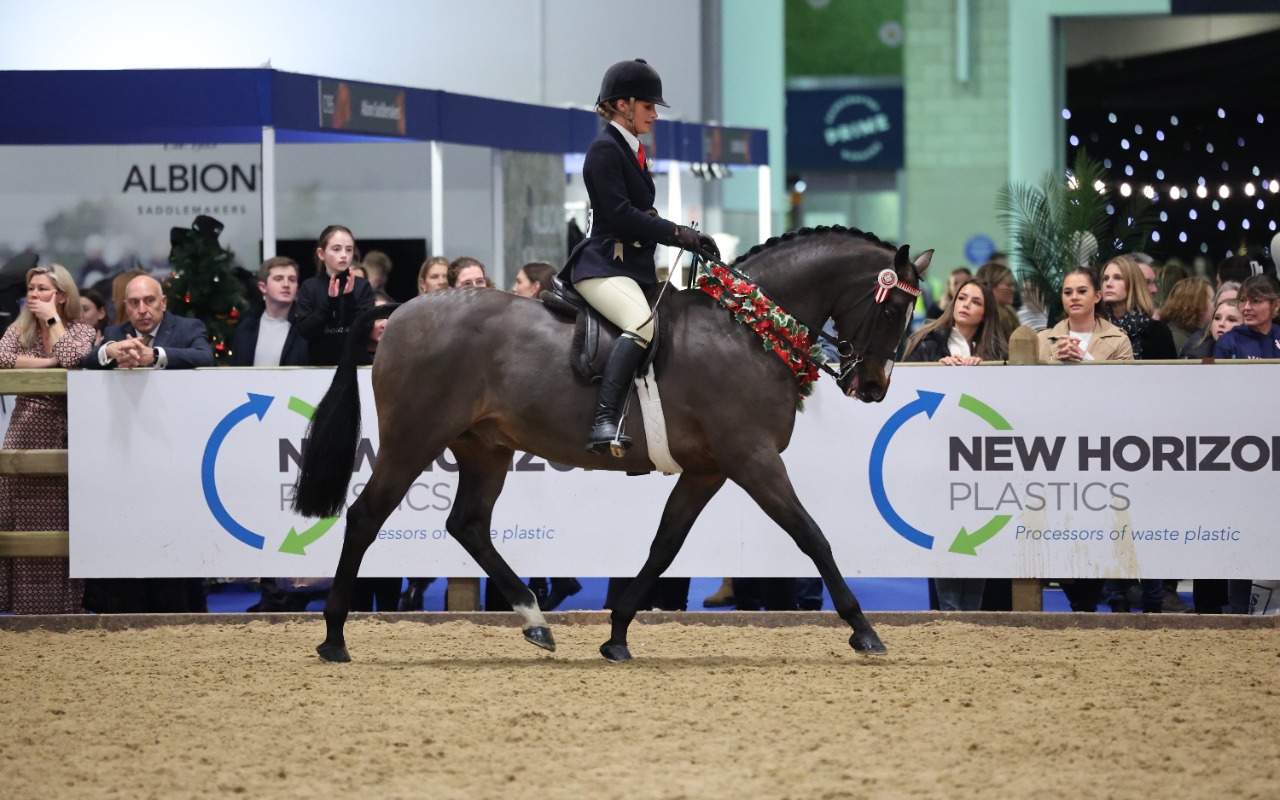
[688,248,922,388]
[829,267,922,380]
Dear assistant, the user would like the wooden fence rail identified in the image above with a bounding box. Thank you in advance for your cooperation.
[0,368,483,604]
[0,369,70,558]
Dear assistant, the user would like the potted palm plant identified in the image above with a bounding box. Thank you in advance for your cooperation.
[997,150,1158,327]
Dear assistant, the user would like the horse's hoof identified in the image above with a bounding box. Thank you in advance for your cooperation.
[523,626,556,652]
[849,631,887,655]
[316,642,351,663]
[599,641,632,663]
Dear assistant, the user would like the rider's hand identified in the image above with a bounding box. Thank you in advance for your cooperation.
[697,234,720,261]
[674,225,701,251]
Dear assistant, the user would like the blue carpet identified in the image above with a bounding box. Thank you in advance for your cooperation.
[203,578,1154,613]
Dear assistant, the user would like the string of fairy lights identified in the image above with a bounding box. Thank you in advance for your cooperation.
[1065,106,1276,263]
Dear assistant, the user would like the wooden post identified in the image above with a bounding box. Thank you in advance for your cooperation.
[1011,579,1044,612]
[1007,326,1044,610]
[1006,325,1040,366]
[446,578,481,611]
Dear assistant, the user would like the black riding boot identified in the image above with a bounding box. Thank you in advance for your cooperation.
[586,333,647,455]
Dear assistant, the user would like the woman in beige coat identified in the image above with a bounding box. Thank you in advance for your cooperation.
[1037,266,1134,363]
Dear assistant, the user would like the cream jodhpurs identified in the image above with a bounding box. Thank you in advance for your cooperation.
[575,276,653,344]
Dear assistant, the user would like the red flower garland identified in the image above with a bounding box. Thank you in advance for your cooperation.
[696,264,826,408]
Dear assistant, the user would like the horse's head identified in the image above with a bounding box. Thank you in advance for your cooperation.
[835,244,932,403]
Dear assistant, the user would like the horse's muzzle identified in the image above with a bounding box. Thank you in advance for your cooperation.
[841,360,890,403]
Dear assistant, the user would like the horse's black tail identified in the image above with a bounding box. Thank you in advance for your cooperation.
[290,302,401,518]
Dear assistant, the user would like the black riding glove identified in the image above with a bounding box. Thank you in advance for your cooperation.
[697,234,720,261]
[674,225,701,250]
[674,226,720,260]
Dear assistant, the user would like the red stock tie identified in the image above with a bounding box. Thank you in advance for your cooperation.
[637,141,646,170]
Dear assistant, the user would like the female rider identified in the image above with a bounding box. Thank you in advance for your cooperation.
[564,58,718,455]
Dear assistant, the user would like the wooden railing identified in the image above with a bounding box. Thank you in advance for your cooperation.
[0,368,484,605]
[0,369,69,557]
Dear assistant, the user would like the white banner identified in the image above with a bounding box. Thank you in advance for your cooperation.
[67,364,1280,580]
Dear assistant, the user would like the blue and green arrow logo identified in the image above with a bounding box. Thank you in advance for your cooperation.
[200,394,338,554]
[868,391,1012,555]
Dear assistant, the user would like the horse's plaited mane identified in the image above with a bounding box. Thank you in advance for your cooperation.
[730,225,897,268]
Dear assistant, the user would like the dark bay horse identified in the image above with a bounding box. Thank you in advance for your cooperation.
[292,226,932,663]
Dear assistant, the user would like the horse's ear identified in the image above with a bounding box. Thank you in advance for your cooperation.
[913,249,934,276]
[893,244,910,269]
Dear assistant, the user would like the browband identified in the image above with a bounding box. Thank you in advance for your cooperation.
[874,269,922,304]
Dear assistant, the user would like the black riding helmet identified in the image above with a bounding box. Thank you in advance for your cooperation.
[596,58,668,107]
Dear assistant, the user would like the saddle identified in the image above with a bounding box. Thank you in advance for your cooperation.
[541,276,661,383]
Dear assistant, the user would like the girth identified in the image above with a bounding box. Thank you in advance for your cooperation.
[540,276,661,383]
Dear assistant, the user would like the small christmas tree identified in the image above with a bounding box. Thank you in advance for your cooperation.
[165,215,247,364]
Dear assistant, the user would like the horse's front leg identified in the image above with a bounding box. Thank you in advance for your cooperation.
[726,453,887,656]
[601,471,725,662]
[447,444,554,652]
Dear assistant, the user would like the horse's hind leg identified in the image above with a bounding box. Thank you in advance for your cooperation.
[317,449,430,663]
[601,472,726,662]
[727,453,887,656]
[447,442,554,651]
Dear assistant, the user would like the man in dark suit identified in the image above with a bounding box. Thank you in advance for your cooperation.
[80,272,212,614]
[230,256,308,367]
[82,274,214,369]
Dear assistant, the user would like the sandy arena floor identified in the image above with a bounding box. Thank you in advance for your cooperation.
[1,615,1277,799]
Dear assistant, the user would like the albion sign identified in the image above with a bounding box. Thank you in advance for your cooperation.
[122,163,258,193]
